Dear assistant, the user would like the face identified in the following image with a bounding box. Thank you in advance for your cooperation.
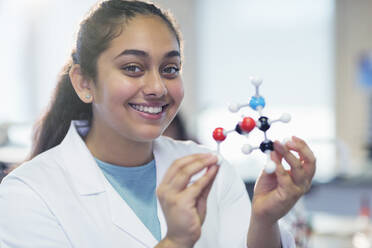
[90,15,184,144]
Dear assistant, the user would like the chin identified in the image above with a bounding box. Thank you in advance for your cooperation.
[134,127,164,142]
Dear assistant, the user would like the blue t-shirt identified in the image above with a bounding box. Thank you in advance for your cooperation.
[95,158,161,241]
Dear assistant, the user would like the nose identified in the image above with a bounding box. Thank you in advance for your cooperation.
[143,70,168,97]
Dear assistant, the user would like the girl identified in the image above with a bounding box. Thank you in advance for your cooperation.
[0,1,316,247]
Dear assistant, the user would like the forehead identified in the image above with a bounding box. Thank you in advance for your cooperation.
[104,15,179,57]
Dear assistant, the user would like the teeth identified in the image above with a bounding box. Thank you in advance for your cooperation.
[131,104,163,114]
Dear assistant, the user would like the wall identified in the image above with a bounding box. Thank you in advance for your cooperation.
[335,0,372,169]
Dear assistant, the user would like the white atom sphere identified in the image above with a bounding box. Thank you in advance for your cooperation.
[228,103,240,113]
[241,144,253,154]
[280,113,291,123]
[250,76,263,86]
[265,161,276,174]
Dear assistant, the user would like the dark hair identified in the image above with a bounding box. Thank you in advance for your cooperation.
[29,0,182,159]
[163,113,188,140]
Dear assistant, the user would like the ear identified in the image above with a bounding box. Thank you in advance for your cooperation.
[69,64,94,103]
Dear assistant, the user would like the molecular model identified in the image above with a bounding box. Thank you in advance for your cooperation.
[212,77,291,174]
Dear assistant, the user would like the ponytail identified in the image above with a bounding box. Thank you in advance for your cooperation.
[29,60,92,159]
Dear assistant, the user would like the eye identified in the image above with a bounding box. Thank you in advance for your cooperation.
[121,64,144,77]
[161,65,180,79]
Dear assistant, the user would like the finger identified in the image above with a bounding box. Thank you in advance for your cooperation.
[286,136,316,164]
[198,165,218,200]
[285,136,316,178]
[274,161,304,201]
[162,153,213,184]
[270,149,283,165]
[274,141,305,185]
[168,155,218,191]
[273,155,300,193]
[196,166,219,219]
[184,164,219,200]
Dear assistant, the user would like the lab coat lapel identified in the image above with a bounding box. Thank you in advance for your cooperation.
[61,122,158,247]
[106,181,158,247]
[58,122,106,195]
[153,137,176,240]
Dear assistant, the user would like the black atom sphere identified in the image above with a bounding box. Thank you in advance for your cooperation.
[235,123,243,134]
[258,116,270,131]
[259,140,274,153]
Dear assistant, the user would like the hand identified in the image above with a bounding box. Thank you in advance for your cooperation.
[251,136,316,226]
[156,153,219,248]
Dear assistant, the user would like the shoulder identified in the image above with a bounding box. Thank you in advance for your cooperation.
[0,145,69,208]
[5,146,62,184]
[0,148,60,223]
[0,160,71,247]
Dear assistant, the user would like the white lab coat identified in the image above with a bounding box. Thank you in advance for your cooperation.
[0,122,295,248]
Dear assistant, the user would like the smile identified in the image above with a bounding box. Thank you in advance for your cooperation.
[129,103,168,114]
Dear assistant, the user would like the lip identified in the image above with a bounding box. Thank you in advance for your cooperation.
[128,102,169,120]
[129,102,167,107]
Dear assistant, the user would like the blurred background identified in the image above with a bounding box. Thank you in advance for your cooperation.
[1,0,372,247]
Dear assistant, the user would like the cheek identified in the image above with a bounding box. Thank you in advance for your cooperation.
[95,65,138,105]
[168,81,184,104]
[105,80,138,105]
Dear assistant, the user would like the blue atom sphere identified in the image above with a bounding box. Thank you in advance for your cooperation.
[249,96,265,110]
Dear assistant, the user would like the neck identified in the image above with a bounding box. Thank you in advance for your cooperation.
[85,123,154,167]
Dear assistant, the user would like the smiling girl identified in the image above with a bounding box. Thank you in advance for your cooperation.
[0,1,316,248]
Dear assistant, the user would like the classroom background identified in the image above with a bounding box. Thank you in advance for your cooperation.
[1,0,372,247]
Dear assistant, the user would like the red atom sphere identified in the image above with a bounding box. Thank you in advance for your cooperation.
[212,127,226,141]
[240,117,256,132]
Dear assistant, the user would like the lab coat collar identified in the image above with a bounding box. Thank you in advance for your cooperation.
[58,121,168,246]
[153,138,170,240]
[58,121,106,195]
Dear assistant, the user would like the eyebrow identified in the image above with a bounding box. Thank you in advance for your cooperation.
[115,49,180,59]
[164,50,181,58]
